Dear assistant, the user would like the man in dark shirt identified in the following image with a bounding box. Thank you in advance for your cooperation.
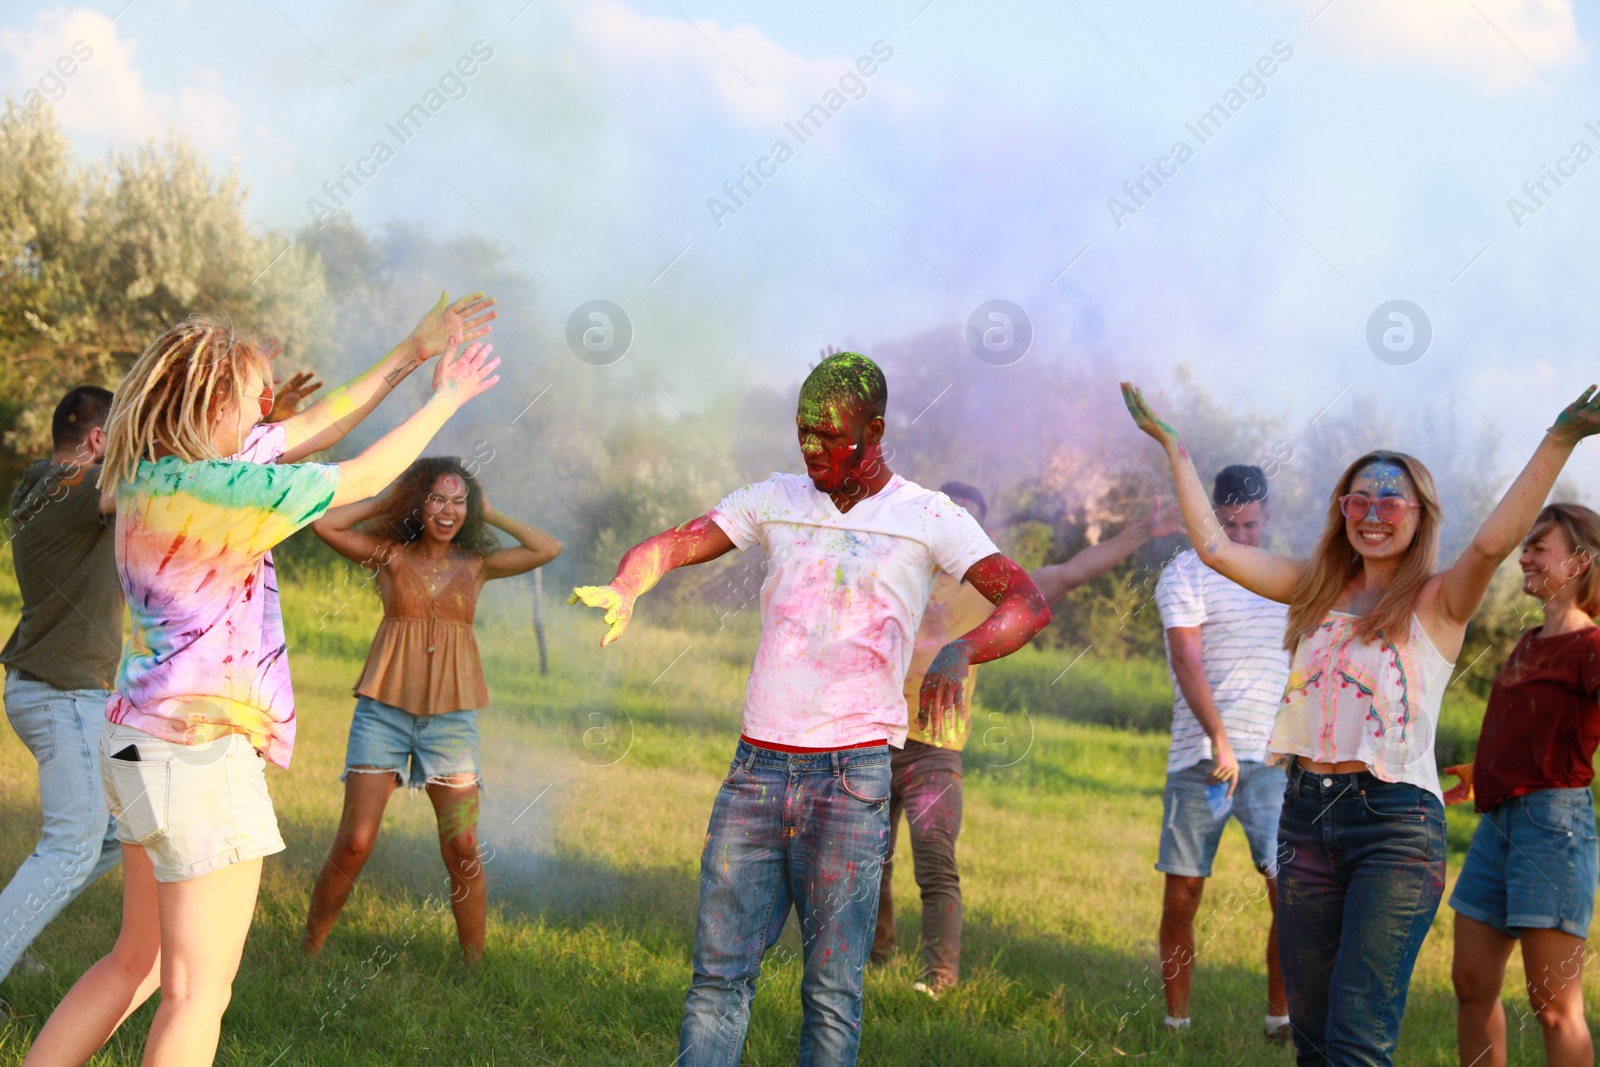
[0,386,122,984]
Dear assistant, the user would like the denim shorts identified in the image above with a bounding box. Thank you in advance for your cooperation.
[99,720,284,883]
[342,694,481,790]
[1157,759,1286,878]
[1450,787,1599,938]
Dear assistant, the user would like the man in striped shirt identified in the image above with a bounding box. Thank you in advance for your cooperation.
[1153,464,1292,1043]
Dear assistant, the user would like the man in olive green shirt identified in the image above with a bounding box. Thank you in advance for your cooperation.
[0,386,122,984]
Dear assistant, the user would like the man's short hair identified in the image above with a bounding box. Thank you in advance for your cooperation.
[940,481,987,523]
[1213,464,1268,508]
[52,386,114,451]
[798,352,887,422]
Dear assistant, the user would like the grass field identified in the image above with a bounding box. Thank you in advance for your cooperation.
[0,562,1590,1065]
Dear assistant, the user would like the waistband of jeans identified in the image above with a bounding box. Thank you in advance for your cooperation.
[734,737,890,770]
[1286,761,1402,792]
[1503,786,1597,807]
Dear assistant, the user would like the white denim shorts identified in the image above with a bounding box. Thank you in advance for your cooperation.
[99,720,285,883]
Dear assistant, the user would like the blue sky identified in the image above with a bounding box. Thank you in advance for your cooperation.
[5,0,1600,497]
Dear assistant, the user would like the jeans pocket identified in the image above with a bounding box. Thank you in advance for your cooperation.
[840,762,891,805]
[102,756,172,844]
[1524,795,1588,835]
[1360,785,1431,822]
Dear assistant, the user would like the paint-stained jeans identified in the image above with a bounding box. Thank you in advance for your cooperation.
[1277,762,1446,1067]
[678,739,891,1067]
[872,739,963,989]
[0,673,120,981]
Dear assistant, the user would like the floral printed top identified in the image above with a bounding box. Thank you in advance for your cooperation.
[1268,611,1454,801]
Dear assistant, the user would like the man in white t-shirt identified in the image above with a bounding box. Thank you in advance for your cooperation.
[571,353,1051,1067]
[1153,464,1292,1044]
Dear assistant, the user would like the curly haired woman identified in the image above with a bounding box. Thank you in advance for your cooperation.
[302,458,559,962]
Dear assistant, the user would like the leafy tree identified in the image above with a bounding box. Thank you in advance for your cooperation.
[0,100,325,482]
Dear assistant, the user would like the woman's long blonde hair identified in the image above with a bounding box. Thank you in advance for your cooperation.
[1284,450,1442,653]
[98,317,271,489]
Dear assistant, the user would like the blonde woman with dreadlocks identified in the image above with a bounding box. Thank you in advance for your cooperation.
[19,319,499,1067]
[1122,382,1600,1067]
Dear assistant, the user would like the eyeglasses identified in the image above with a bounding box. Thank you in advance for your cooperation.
[1339,493,1421,524]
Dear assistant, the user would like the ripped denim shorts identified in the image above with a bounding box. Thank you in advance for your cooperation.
[342,694,481,791]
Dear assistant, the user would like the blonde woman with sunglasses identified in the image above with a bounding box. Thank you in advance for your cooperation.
[1122,382,1600,1067]
[20,319,499,1067]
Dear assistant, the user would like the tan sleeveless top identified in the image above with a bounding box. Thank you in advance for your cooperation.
[354,546,488,716]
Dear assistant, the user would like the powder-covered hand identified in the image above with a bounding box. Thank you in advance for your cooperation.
[408,290,497,368]
[918,640,972,747]
[1549,385,1600,446]
[1121,382,1182,450]
[568,583,635,647]
[1441,763,1474,805]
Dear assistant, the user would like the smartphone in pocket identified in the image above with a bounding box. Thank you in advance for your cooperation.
[111,744,140,762]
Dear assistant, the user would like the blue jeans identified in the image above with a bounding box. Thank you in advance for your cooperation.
[0,673,120,981]
[1277,762,1446,1067]
[679,740,891,1067]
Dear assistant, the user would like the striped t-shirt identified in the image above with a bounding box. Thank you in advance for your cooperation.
[1155,548,1291,772]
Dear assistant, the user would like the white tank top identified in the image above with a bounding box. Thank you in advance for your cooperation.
[1268,611,1454,801]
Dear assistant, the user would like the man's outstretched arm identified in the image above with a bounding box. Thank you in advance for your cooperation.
[1029,499,1178,604]
[919,553,1051,744]
[569,515,736,646]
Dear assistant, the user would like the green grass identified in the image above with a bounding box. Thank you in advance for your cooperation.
[0,568,1585,1065]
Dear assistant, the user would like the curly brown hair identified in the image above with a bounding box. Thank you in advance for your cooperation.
[361,457,500,555]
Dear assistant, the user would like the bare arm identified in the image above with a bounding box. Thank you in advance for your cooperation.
[1028,500,1178,604]
[278,292,497,463]
[918,553,1052,745]
[568,515,736,646]
[311,494,395,567]
[1432,387,1600,632]
[480,500,563,580]
[1122,383,1306,602]
[329,341,500,507]
[1168,626,1240,794]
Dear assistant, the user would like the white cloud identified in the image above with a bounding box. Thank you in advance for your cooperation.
[571,0,912,127]
[1288,0,1586,92]
[1,7,243,145]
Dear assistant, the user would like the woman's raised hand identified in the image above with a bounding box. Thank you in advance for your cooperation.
[1121,382,1182,450]
[433,336,500,407]
[407,290,497,366]
[1550,385,1600,446]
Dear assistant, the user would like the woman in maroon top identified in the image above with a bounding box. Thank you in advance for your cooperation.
[1446,503,1600,1067]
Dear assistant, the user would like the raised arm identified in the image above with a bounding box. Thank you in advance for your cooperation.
[1121,383,1305,603]
[330,340,499,507]
[918,553,1052,745]
[310,494,396,568]
[479,495,563,580]
[1029,499,1179,604]
[568,516,735,646]
[278,292,496,463]
[1433,386,1600,629]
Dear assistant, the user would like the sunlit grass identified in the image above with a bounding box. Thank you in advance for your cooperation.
[0,563,1581,1065]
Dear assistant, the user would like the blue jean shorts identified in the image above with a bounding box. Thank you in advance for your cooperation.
[1157,759,1286,878]
[342,695,481,790]
[1450,787,1599,938]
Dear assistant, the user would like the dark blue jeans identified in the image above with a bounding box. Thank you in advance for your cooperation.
[678,739,892,1067]
[1277,762,1446,1066]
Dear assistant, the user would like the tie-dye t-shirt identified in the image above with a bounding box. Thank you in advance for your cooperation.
[710,473,999,748]
[105,423,339,768]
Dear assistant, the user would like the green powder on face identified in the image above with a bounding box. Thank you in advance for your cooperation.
[798,352,886,423]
